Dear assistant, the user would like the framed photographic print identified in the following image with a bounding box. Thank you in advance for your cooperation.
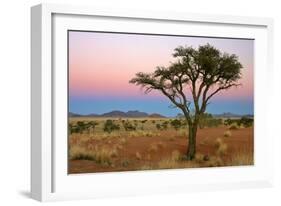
[31,3,274,201]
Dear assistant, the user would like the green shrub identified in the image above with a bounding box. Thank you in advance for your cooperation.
[199,113,222,128]
[156,123,162,130]
[239,117,253,127]
[103,120,120,133]
[170,119,182,130]
[122,120,136,131]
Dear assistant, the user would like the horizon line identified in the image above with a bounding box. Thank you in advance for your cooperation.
[69,110,254,117]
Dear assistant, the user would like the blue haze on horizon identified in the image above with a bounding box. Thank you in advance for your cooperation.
[69,96,254,117]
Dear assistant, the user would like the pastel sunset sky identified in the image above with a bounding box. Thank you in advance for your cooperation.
[69,31,254,117]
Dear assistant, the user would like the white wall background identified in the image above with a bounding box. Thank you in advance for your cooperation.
[0,0,280,205]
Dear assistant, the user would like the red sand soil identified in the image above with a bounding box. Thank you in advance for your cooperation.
[69,126,253,174]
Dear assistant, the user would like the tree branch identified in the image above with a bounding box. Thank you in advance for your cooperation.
[205,83,240,103]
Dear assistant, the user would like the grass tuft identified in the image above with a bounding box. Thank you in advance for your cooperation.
[215,138,228,156]
[135,152,142,160]
[229,124,239,130]
[69,145,115,166]
[224,130,232,138]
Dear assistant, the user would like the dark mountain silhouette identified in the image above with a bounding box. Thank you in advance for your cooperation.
[126,110,149,117]
[101,110,127,117]
[69,110,166,118]
[69,112,83,117]
[148,113,166,118]
[85,113,100,117]
[213,112,254,118]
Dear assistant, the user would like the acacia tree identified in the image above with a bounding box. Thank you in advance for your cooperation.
[129,44,242,160]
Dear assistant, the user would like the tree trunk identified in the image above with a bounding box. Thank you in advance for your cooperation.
[186,122,198,160]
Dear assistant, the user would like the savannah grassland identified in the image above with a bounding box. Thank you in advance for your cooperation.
[68,116,254,174]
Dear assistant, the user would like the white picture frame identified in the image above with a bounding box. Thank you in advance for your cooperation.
[31,3,274,202]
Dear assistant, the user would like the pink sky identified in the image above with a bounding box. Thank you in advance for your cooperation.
[69,31,254,115]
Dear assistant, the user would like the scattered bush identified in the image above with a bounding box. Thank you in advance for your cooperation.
[156,123,162,130]
[156,121,169,130]
[170,119,182,130]
[239,117,253,127]
[141,120,147,124]
[224,117,253,128]
[122,120,136,131]
[162,121,169,129]
[103,120,120,133]
[199,113,223,128]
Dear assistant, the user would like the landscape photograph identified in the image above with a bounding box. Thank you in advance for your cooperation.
[68,31,254,174]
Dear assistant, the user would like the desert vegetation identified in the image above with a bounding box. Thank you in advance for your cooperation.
[69,116,254,173]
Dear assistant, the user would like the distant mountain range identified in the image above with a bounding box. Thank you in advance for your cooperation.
[212,112,253,118]
[69,110,166,118]
[69,110,253,118]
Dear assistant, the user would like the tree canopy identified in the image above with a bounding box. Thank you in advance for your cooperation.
[129,44,242,123]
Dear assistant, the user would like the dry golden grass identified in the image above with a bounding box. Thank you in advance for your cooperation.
[177,129,188,137]
[157,158,199,169]
[223,130,232,138]
[128,131,138,138]
[69,145,117,166]
[120,137,127,144]
[148,143,158,152]
[157,158,180,169]
[227,147,254,166]
[194,153,205,164]
[229,124,239,130]
[69,117,254,173]
[215,138,228,156]
[144,131,153,137]
[116,144,123,150]
[110,148,118,158]
[69,145,94,160]
[205,156,224,167]
[171,150,181,161]
[153,150,199,169]
[139,165,153,170]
